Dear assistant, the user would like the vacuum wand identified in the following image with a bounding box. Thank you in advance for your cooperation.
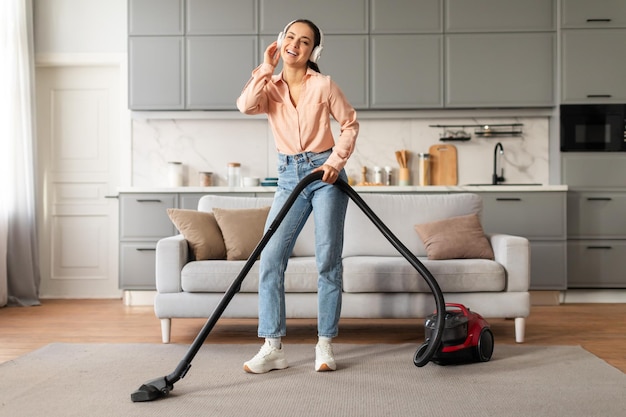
[131,171,446,402]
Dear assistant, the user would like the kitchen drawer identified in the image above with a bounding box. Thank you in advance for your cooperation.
[119,242,157,290]
[120,194,177,240]
[567,240,626,288]
[567,191,626,238]
[476,192,566,239]
[561,0,626,29]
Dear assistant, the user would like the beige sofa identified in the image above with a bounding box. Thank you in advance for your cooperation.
[154,193,530,344]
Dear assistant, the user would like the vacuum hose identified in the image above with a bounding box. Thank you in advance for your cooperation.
[131,171,445,402]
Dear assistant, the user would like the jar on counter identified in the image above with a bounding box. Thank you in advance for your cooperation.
[374,166,382,184]
[227,162,241,187]
[168,161,183,187]
[199,171,213,187]
[418,153,430,186]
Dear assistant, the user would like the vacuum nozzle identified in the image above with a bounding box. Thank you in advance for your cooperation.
[131,376,173,402]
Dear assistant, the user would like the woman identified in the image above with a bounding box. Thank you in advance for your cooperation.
[236,19,359,373]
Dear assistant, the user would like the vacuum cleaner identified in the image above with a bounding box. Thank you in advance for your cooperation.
[131,171,447,402]
[414,303,494,366]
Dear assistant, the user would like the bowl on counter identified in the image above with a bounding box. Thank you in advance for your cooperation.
[242,177,260,187]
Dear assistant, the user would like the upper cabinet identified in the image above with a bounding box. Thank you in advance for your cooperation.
[259,0,368,34]
[186,0,257,34]
[443,0,555,108]
[561,0,626,103]
[446,33,555,107]
[446,0,555,32]
[128,0,559,110]
[370,0,443,34]
[128,0,184,35]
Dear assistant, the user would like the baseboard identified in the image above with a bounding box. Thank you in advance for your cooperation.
[530,291,561,306]
[123,291,157,306]
[561,289,626,304]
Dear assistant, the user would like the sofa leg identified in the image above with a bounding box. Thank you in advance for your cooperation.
[514,317,525,343]
[161,318,171,344]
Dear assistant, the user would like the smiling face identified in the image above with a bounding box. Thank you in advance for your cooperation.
[280,21,316,68]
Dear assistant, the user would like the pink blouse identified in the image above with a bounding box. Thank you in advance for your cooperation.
[237,63,359,171]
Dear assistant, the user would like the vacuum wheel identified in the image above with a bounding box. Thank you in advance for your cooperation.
[475,328,494,362]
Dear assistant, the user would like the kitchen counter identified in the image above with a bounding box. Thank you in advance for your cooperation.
[117,184,568,194]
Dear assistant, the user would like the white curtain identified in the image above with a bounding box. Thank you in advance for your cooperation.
[0,0,40,307]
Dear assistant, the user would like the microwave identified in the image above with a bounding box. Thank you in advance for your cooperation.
[560,104,626,152]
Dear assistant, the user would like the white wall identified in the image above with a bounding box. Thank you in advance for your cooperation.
[34,0,556,188]
[34,0,126,54]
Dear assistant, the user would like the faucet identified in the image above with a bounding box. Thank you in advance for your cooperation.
[492,142,505,185]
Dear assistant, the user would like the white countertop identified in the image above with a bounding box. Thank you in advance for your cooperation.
[117,184,568,194]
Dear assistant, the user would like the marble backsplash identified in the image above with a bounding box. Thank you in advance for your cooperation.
[131,115,550,187]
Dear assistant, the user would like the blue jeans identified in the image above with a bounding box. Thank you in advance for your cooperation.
[258,149,348,339]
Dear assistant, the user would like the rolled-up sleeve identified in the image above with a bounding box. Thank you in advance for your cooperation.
[325,80,359,171]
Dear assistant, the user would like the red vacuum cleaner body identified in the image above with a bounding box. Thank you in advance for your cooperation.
[414,303,494,366]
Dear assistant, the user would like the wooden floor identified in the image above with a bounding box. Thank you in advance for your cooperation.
[1,299,624,372]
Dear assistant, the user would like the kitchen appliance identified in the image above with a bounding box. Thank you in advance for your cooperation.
[429,144,458,185]
[560,104,626,152]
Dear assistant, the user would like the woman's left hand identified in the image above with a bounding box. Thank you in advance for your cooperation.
[313,164,339,184]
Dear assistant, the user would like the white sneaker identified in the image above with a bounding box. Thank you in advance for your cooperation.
[243,340,288,374]
[315,342,337,372]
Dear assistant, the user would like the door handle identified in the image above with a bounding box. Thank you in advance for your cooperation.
[495,198,522,201]
[586,197,612,201]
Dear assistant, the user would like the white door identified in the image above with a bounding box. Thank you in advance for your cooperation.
[36,65,122,298]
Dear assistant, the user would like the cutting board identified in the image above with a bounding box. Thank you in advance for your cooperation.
[429,144,458,185]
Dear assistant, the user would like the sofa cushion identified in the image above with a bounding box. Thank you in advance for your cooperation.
[181,257,320,293]
[342,256,505,293]
[343,193,483,258]
[414,213,494,260]
[213,207,271,260]
[166,209,226,260]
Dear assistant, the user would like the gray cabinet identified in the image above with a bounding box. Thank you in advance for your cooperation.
[320,35,369,109]
[119,194,177,290]
[371,35,443,108]
[445,0,555,32]
[561,0,626,28]
[567,190,626,288]
[259,0,368,34]
[186,0,257,34]
[371,0,443,34]
[129,37,185,110]
[128,0,184,35]
[129,0,557,110]
[563,153,626,288]
[128,0,258,110]
[561,29,626,103]
[560,0,626,102]
[474,191,567,290]
[186,36,257,109]
[445,33,555,107]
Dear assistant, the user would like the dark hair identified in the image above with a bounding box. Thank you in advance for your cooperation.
[286,19,322,73]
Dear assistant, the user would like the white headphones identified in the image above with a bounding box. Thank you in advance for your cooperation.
[277,20,324,63]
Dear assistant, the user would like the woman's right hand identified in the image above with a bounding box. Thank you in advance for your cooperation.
[264,41,280,68]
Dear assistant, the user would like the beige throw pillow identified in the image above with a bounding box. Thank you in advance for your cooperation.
[166,209,227,260]
[414,213,494,260]
[212,207,271,261]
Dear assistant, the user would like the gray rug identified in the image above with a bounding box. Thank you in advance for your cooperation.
[0,343,624,417]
